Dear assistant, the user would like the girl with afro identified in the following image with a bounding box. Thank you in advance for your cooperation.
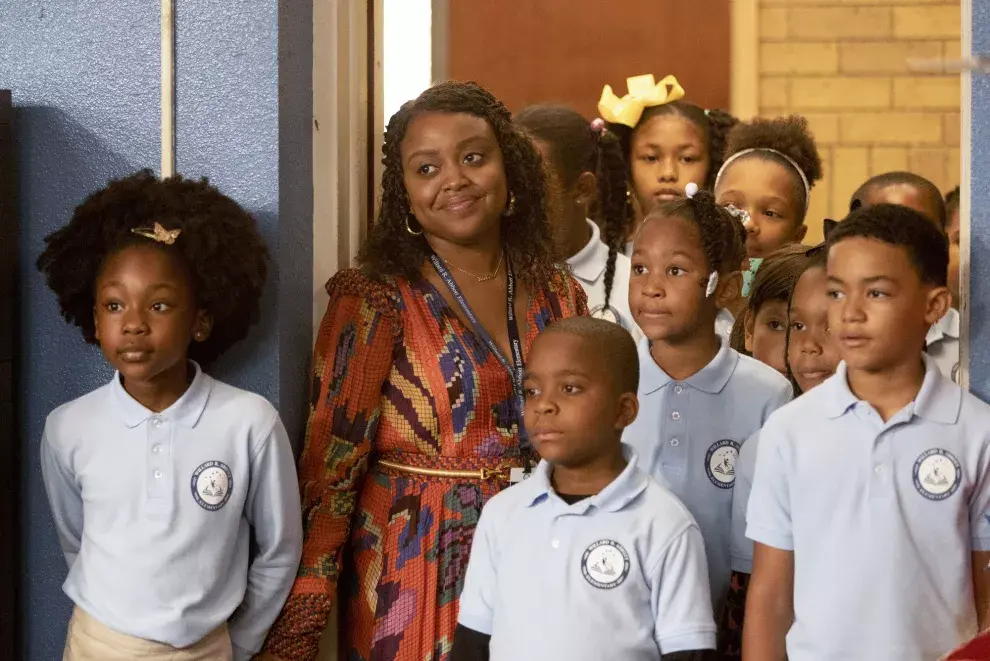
[714,115,824,300]
[597,74,738,254]
[261,81,586,661]
[36,170,302,661]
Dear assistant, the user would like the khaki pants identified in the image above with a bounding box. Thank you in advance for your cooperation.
[64,607,233,661]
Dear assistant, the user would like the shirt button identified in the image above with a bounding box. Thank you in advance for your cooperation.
[875,466,883,474]
[152,445,162,454]
[674,385,683,394]
[154,469,163,479]
[672,412,681,420]
[551,540,560,549]
[150,417,162,428]
[670,438,680,447]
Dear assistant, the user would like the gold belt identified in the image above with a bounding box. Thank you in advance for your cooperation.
[376,459,515,481]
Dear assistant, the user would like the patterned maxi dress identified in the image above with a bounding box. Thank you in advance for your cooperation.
[264,266,588,661]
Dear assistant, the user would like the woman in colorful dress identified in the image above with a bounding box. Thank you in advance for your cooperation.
[260,81,587,661]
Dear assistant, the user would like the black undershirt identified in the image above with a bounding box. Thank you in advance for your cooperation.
[450,625,715,661]
[451,492,715,661]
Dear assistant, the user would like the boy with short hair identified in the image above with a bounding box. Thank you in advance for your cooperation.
[744,204,990,661]
[851,172,959,381]
[454,317,717,661]
[851,171,947,229]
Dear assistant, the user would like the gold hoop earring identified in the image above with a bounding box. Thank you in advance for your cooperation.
[504,191,516,217]
[405,214,423,236]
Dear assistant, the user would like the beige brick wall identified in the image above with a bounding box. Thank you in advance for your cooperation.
[755,0,961,243]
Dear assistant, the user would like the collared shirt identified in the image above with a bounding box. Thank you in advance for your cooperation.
[458,445,716,660]
[624,339,792,616]
[569,219,642,344]
[40,364,303,660]
[927,307,960,383]
[729,428,761,573]
[747,355,990,661]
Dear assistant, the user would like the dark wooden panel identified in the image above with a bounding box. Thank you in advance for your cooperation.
[448,0,731,117]
[0,88,20,656]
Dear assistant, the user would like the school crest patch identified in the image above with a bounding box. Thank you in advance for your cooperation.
[705,439,740,489]
[191,460,233,511]
[913,448,961,501]
[581,539,630,589]
[588,304,620,324]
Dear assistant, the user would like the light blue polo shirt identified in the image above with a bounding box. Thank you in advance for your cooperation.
[729,429,760,573]
[623,339,792,616]
[746,355,990,661]
[457,445,717,660]
[40,364,303,660]
[927,307,960,383]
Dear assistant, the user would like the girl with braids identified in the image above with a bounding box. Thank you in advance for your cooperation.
[261,82,586,661]
[597,74,738,253]
[515,104,641,341]
[35,171,302,660]
[623,185,791,624]
[714,115,824,299]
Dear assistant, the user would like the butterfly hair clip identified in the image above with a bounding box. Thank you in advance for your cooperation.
[131,223,181,245]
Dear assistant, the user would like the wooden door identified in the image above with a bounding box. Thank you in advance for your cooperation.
[447,1,731,117]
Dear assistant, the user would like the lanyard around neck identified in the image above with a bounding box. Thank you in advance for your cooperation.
[428,251,531,454]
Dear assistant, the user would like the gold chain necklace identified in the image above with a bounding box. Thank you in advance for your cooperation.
[442,251,504,282]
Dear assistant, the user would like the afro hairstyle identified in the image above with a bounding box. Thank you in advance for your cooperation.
[36,169,269,365]
[720,115,824,220]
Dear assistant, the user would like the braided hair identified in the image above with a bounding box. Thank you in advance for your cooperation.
[359,81,555,290]
[514,104,631,317]
[646,189,746,275]
[606,102,738,191]
[36,170,269,365]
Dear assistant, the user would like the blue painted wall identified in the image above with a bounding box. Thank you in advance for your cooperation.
[971,0,990,401]
[0,1,312,658]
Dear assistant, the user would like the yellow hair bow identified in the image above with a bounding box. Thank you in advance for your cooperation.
[597,74,686,128]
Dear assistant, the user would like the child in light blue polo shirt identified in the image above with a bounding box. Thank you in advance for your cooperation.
[454,317,717,661]
[724,243,839,657]
[622,186,792,622]
[36,171,303,661]
[745,204,990,661]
